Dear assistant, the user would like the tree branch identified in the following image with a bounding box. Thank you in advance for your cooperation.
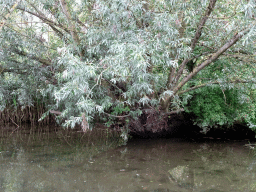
[59,0,84,58]
[49,110,62,115]
[12,48,52,66]
[165,108,184,115]
[17,6,70,33]
[191,0,217,51]
[27,2,67,41]
[103,112,130,118]
[173,30,250,95]
[223,53,256,60]
[5,24,55,50]
[209,0,239,20]
[0,0,22,31]
[170,0,217,89]
[0,67,28,74]
[162,25,253,111]
[178,79,255,95]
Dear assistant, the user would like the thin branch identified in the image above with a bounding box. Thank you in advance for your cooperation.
[50,110,62,115]
[165,108,184,115]
[59,0,84,58]
[74,17,87,27]
[178,79,255,95]
[5,24,55,50]
[0,66,28,74]
[103,112,130,118]
[229,49,254,55]
[17,6,70,33]
[170,0,217,89]
[223,53,256,59]
[209,0,240,20]
[0,0,22,31]
[191,0,217,51]
[101,78,123,92]
[27,2,68,41]
[12,48,52,66]
[49,110,131,118]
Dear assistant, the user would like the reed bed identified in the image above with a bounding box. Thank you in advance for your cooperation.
[0,124,123,150]
[0,104,53,126]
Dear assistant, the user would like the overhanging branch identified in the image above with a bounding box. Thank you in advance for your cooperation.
[178,79,255,95]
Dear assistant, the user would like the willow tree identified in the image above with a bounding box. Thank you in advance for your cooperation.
[1,0,256,133]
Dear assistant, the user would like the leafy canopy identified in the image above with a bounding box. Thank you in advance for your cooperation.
[1,0,256,132]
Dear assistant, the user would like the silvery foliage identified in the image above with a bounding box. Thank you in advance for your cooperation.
[1,0,256,129]
[34,0,256,127]
[53,0,256,128]
[53,0,193,127]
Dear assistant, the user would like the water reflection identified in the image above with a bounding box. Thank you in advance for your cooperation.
[0,127,256,192]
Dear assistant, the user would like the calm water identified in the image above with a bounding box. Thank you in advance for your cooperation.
[0,126,256,192]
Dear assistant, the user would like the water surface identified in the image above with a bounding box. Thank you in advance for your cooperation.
[0,126,256,192]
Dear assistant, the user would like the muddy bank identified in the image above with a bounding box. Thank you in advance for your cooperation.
[129,112,256,140]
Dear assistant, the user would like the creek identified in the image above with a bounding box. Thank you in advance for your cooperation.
[0,125,256,192]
